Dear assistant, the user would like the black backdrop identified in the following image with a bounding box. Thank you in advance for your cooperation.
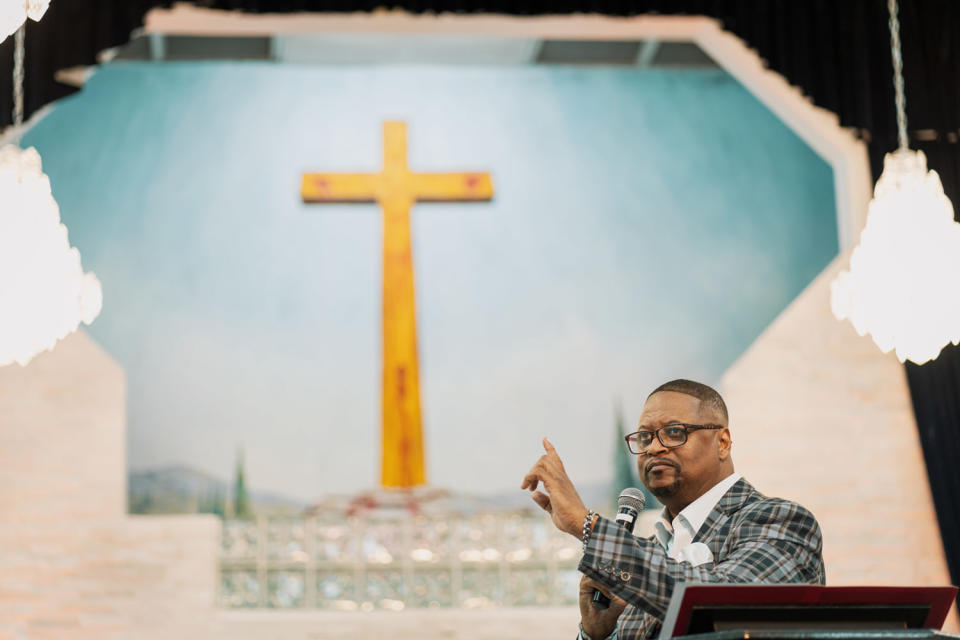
[2,0,959,594]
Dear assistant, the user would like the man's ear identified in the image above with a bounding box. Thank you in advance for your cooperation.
[717,427,732,461]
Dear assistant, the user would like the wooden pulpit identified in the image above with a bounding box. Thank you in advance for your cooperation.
[660,585,958,640]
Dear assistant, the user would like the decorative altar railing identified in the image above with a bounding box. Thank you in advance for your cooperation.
[219,514,583,609]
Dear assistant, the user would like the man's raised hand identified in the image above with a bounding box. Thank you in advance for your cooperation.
[521,438,589,537]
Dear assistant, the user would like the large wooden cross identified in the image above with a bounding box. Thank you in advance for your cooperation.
[302,121,493,488]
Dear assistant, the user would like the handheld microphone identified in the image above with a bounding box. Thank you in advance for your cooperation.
[592,487,646,610]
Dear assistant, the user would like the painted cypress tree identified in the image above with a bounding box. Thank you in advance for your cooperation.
[611,399,636,512]
[233,448,252,519]
[212,488,226,519]
[612,400,658,513]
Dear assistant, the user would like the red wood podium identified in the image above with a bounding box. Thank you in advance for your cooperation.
[660,585,958,639]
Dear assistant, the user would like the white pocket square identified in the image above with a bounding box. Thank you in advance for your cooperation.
[678,542,714,566]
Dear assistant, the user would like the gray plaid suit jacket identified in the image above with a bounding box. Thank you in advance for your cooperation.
[578,477,825,639]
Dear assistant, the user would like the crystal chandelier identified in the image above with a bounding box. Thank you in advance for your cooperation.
[0,23,102,367]
[0,0,49,44]
[830,0,960,365]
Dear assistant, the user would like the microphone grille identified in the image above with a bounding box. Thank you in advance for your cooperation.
[617,488,647,512]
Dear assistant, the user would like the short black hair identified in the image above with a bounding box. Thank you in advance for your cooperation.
[648,379,728,424]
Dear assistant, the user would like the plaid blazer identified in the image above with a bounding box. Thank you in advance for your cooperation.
[578,478,825,640]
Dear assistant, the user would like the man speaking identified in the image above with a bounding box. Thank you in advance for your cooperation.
[521,379,825,639]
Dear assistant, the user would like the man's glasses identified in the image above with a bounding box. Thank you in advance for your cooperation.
[624,424,724,454]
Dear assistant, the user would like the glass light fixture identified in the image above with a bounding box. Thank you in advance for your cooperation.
[0,0,49,44]
[0,145,103,367]
[0,19,101,367]
[829,0,960,365]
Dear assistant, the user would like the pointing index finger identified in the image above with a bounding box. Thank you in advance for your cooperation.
[543,437,561,461]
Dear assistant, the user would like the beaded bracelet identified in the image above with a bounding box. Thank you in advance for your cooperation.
[581,510,597,550]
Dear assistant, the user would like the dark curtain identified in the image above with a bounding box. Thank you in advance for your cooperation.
[0,1,173,128]
[907,345,960,598]
[1,0,958,590]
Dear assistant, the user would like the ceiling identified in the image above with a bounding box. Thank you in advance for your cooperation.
[109,33,718,67]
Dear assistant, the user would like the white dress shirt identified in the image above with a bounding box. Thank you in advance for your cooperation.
[654,471,741,562]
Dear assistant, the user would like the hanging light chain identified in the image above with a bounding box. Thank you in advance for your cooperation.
[13,24,25,127]
[888,0,909,152]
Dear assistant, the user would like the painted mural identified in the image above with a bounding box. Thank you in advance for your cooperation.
[21,61,837,512]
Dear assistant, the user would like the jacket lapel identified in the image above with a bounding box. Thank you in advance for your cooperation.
[692,477,757,556]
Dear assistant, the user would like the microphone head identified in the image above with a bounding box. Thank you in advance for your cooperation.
[617,487,647,512]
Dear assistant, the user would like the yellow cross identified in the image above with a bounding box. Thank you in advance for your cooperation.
[302,122,494,488]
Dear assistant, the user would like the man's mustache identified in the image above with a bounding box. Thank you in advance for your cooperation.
[644,458,680,474]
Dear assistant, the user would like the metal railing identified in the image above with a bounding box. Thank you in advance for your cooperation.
[219,513,583,609]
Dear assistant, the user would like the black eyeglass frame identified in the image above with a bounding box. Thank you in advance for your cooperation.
[624,424,724,454]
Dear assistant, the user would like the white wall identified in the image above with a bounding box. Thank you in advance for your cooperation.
[0,332,221,639]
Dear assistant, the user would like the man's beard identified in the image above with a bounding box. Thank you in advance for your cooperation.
[649,478,682,499]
